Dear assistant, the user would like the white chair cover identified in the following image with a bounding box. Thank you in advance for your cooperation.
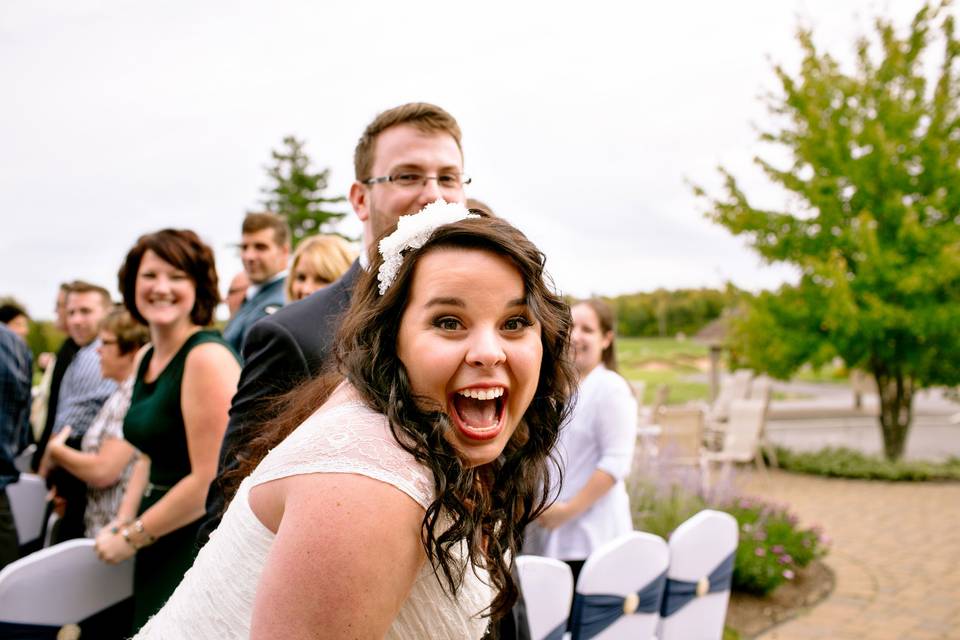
[0,539,133,625]
[658,510,738,640]
[516,555,574,640]
[5,473,47,545]
[13,445,36,474]
[570,531,669,640]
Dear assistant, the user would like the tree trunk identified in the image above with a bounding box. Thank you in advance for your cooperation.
[872,367,914,461]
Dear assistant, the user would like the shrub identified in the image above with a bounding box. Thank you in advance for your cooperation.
[719,497,826,595]
[772,447,960,481]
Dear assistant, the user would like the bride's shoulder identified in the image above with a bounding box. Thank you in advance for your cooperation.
[255,383,435,509]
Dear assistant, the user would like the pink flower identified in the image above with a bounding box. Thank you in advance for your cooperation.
[778,554,793,565]
[771,545,784,554]
[754,546,767,557]
[782,569,795,580]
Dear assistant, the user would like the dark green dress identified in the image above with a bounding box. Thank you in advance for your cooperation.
[123,330,238,632]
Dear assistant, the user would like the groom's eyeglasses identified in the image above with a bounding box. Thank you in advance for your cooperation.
[362,173,472,189]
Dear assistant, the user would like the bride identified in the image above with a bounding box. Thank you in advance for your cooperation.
[133,202,577,639]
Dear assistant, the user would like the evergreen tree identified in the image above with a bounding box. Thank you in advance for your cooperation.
[260,135,347,247]
[698,3,960,459]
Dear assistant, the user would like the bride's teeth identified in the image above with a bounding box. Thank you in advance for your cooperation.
[457,387,504,400]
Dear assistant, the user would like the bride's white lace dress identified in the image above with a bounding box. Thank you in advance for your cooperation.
[134,386,492,639]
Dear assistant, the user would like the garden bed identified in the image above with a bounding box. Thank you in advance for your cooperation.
[726,559,834,638]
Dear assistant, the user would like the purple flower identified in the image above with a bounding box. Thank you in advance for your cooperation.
[771,545,784,554]
[778,554,793,565]
[782,569,795,580]
[754,546,767,557]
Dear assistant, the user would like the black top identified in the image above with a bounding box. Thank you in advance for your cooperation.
[31,337,78,471]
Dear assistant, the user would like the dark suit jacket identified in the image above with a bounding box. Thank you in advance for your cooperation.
[197,260,362,543]
[222,276,286,357]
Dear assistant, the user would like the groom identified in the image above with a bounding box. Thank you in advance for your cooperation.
[199,102,469,541]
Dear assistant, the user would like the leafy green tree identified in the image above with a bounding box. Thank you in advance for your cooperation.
[260,135,348,247]
[698,3,960,459]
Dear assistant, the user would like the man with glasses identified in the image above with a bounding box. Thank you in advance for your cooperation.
[200,102,469,538]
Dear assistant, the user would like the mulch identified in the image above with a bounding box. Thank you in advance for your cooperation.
[725,560,835,639]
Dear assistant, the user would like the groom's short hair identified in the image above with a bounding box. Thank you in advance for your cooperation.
[353,103,463,181]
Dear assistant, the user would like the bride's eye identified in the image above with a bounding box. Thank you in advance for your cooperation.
[503,315,533,332]
[433,316,463,331]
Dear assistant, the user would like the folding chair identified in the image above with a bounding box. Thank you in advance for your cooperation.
[702,399,768,487]
[13,445,36,474]
[747,376,778,467]
[568,532,669,640]
[5,473,47,546]
[658,510,738,640]
[0,539,134,637]
[516,555,574,640]
[655,407,705,467]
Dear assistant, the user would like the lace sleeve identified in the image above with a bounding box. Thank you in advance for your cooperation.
[249,399,435,510]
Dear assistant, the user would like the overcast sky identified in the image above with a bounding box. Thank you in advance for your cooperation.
[1,0,934,320]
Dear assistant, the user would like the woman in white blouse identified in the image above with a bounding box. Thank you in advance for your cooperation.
[528,298,637,584]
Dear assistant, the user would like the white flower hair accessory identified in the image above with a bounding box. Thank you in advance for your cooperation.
[377,199,480,295]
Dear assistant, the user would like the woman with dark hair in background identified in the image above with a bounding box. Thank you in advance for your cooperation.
[132,203,576,639]
[526,298,638,588]
[95,229,240,633]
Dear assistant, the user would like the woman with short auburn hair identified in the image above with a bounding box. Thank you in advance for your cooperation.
[96,229,240,634]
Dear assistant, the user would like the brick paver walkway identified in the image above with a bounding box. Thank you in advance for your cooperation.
[738,470,960,640]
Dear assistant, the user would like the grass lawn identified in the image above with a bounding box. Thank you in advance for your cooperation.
[616,337,710,405]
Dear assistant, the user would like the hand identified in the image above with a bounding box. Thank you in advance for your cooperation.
[94,523,137,565]
[38,427,71,477]
[537,502,575,530]
[50,426,72,451]
[38,352,54,371]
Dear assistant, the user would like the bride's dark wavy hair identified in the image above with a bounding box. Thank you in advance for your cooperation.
[231,213,576,622]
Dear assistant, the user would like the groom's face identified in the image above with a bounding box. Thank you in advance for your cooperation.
[350,124,466,254]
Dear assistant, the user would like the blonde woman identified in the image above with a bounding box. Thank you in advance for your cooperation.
[286,234,356,302]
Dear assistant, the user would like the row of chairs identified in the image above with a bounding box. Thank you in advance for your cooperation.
[518,509,739,640]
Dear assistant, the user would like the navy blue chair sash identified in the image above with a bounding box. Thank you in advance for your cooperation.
[0,621,60,639]
[569,571,667,640]
[660,551,735,617]
[542,619,567,640]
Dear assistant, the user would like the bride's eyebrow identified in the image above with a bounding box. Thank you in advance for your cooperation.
[425,297,465,308]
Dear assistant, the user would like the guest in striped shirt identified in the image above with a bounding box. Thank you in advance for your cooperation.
[46,281,116,542]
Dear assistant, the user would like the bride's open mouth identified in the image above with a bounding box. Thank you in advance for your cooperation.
[449,386,507,441]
